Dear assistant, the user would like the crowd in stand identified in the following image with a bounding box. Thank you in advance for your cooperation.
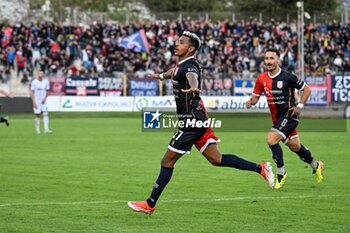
[1,18,350,83]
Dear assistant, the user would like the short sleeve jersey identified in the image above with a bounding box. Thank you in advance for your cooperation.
[31,78,50,101]
[171,56,207,122]
[253,69,305,122]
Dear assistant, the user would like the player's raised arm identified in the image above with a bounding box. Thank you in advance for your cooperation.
[146,68,174,80]
[181,72,200,93]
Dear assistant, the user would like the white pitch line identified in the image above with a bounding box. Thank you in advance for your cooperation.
[0,194,349,208]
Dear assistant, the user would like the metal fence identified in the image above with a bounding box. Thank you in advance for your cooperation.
[18,8,350,25]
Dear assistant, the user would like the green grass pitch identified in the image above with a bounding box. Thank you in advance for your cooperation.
[0,114,349,232]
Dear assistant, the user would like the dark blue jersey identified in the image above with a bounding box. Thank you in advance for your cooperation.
[171,56,207,121]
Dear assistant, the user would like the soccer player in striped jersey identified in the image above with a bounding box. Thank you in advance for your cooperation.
[246,48,324,189]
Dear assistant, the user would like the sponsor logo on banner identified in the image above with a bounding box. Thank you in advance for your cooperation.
[330,75,350,103]
[234,79,255,96]
[65,77,99,96]
[129,78,159,96]
[134,96,176,111]
[305,76,328,106]
[98,77,123,96]
[201,96,269,112]
[59,96,134,112]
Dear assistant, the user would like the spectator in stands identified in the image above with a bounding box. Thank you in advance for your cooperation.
[15,48,26,78]
[7,46,15,70]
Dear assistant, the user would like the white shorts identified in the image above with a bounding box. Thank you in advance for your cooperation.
[33,103,48,114]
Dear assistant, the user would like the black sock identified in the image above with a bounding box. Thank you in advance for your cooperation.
[295,144,314,163]
[0,117,6,123]
[269,143,284,167]
[220,154,260,173]
[147,166,173,208]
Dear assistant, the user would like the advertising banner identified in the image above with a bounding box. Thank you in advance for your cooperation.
[329,75,350,103]
[201,77,233,96]
[133,96,175,111]
[47,96,268,113]
[49,76,66,96]
[59,96,134,112]
[98,77,123,96]
[201,96,269,112]
[304,76,328,106]
[129,79,159,96]
[65,77,99,96]
[234,79,256,96]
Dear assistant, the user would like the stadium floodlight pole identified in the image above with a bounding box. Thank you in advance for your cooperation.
[45,0,51,21]
[345,2,349,24]
[296,1,304,82]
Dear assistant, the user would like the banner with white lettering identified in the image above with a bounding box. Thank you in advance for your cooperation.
[129,78,159,96]
[234,79,256,96]
[65,76,99,96]
[98,77,123,96]
[304,76,328,106]
[329,75,350,103]
[201,77,233,96]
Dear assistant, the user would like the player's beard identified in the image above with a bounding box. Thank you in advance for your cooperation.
[266,63,277,72]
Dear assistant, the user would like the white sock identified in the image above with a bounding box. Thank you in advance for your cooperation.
[35,117,40,133]
[43,112,49,131]
[277,167,285,176]
[310,159,318,170]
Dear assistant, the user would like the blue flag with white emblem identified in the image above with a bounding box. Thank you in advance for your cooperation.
[120,29,149,53]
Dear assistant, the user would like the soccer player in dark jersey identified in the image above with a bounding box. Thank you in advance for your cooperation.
[128,31,275,215]
[246,48,324,189]
[0,88,14,126]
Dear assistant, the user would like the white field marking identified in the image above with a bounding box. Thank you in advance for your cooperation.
[0,194,349,208]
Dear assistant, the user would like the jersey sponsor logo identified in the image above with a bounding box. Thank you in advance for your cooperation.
[263,82,272,96]
[271,90,283,94]
[277,81,283,89]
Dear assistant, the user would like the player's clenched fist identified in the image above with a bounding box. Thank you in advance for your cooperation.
[246,99,253,109]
